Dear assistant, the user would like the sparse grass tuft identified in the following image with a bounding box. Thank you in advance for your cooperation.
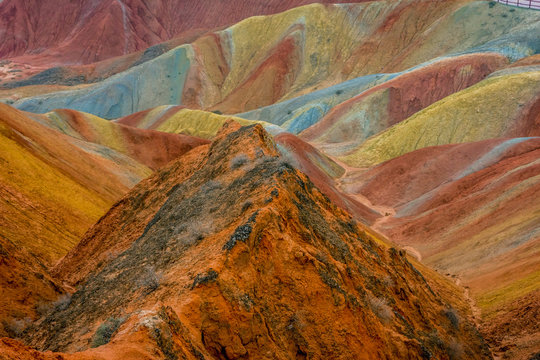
[241,200,253,212]
[368,294,394,323]
[53,294,72,311]
[446,338,463,360]
[91,317,124,348]
[2,318,31,338]
[137,266,162,294]
[230,154,249,170]
[443,307,460,329]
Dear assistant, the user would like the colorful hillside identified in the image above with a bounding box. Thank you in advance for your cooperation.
[6,0,540,119]
[27,108,210,169]
[340,137,540,358]
[13,123,489,359]
[0,0,539,359]
[339,69,540,167]
[0,103,209,337]
[0,0,375,66]
[0,104,149,263]
[115,106,268,139]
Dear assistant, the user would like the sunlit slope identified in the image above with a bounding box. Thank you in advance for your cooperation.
[17,123,489,359]
[341,70,540,167]
[11,0,540,119]
[0,104,151,263]
[26,108,210,170]
[116,107,272,139]
[344,137,540,359]
[296,53,507,155]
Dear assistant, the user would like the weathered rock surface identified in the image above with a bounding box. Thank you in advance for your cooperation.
[7,123,490,359]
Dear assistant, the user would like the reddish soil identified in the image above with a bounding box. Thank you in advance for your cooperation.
[209,34,302,114]
[54,109,209,170]
[275,132,380,224]
[481,290,540,360]
[0,0,372,66]
[301,53,507,142]
[340,137,540,360]
[10,122,490,359]
[115,106,186,130]
[0,236,64,338]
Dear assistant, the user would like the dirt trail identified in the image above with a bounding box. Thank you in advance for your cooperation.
[312,144,498,358]
[328,155,396,216]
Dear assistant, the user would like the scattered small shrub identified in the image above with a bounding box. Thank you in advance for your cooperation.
[444,307,460,329]
[2,318,31,338]
[35,302,52,317]
[230,154,249,170]
[53,294,72,311]
[241,200,253,212]
[382,275,395,288]
[35,294,72,317]
[368,294,394,323]
[137,266,162,294]
[212,110,223,115]
[201,180,222,192]
[446,338,463,360]
[190,269,218,289]
[91,317,124,348]
[335,89,343,95]
[488,1,496,8]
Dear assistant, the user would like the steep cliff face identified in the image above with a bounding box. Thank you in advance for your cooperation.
[15,123,490,359]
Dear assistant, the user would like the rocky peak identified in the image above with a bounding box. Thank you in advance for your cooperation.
[26,123,489,359]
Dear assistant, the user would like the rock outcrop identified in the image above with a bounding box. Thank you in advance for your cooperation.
[15,123,491,359]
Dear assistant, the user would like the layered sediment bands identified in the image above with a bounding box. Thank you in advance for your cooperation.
[341,70,540,167]
[0,102,210,342]
[0,1,538,358]
[0,104,151,264]
[29,108,210,170]
[342,137,540,359]
[9,0,540,118]
[18,123,490,359]
[275,132,380,224]
[0,0,374,66]
[0,104,147,337]
[115,107,266,139]
[299,53,508,155]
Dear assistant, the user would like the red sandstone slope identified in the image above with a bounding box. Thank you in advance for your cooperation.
[0,235,64,339]
[4,123,490,359]
[300,53,508,149]
[341,137,540,359]
[34,108,210,170]
[0,104,209,338]
[0,0,371,66]
[274,132,381,224]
